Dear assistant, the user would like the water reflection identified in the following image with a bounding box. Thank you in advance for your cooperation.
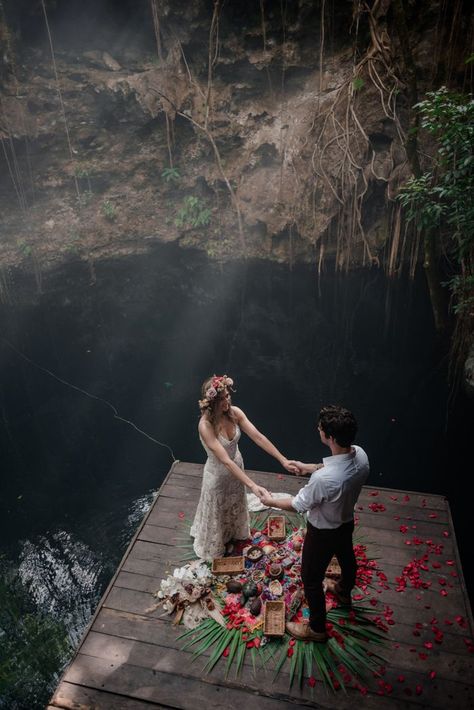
[18,531,103,646]
[0,244,471,706]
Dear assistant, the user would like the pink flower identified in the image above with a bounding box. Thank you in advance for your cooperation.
[206,386,217,399]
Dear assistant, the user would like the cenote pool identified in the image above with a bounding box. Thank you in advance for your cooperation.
[0,243,471,707]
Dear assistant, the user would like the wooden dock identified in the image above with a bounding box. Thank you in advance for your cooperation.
[49,461,474,709]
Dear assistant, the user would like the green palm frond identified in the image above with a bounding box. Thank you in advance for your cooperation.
[171,511,389,693]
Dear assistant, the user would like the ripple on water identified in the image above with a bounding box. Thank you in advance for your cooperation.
[18,530,103,646]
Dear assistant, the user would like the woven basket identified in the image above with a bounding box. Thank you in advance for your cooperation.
[211,556,245,574]
[263,600,286,636]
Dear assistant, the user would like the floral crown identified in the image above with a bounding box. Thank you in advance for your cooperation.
[199,375,234,411]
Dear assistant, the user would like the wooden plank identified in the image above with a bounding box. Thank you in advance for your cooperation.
[50,462,473,710]
[91,607,474,683]
[70,632,474,710]
[138,523,190,545]
[63,654,304,710]
[50,683,169,709]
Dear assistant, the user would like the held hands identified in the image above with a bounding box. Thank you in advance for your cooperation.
[251,484,270,500]
[282,458,300,474]
[287,460,324,476]
[259,491,274,507]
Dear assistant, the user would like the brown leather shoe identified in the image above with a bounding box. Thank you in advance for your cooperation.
[286,621,327,643]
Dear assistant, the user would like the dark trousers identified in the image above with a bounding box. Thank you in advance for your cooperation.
[301,519,356,633]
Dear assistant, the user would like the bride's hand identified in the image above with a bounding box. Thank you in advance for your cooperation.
[282,459,299,475]
[251,484,270,499]
[259,492,274,507]
[283,459,307,476]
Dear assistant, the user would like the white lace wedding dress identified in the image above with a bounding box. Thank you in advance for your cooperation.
[190,425,250,560]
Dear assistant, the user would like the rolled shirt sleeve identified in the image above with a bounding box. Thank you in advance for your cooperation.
[292,473,327,514]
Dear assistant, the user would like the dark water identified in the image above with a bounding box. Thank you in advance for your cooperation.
[0,243,471,706]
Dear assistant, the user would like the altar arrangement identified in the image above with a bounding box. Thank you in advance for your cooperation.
[153,510,389,693]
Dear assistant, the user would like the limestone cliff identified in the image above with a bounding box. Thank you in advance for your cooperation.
[0,0,471,271]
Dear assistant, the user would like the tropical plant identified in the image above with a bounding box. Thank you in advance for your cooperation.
[101,200,117,221]
[177,606,386,694]
[398,87,474,316]
[161,166,181,184]
[175,196,212,229]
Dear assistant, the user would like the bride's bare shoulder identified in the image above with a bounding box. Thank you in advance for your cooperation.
[199,416,214,435]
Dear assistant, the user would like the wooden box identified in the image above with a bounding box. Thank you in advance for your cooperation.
[211,556,245,575]
[267,515,286,542]
[263,600,286,636]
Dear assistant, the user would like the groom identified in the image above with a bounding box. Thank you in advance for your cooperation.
[259,405,369,642]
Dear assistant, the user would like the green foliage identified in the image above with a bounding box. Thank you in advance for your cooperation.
[161,167,181,184]
[76,190,93,208]
[74,165,90,179]
[352,77,365,92]
[18,241,32,257]
[398,87,474,315]
[175,196,212,229]
[0,564,71,709]
[177,607,387,693]
[101,200,117,221]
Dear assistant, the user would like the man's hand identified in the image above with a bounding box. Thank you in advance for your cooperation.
[259,492,275,507]
[291,461,324,476]
[252,484,270,499]
[282,459,301,474]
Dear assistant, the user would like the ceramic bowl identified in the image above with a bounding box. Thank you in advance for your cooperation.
[246,545,264,562]
[268,563,283,579]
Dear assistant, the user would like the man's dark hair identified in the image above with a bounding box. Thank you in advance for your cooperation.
[318,405,357,447]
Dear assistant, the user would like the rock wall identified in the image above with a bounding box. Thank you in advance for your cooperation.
[0,0,471,271]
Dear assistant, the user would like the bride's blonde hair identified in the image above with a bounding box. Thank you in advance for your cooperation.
[199,374,236,428]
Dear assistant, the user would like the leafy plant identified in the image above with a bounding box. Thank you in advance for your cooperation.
[76,191,93,208]
[398,87,474,315]
[74,165,90,179]
[177,606,386,692]
[101,200,117,221]
[0,564,71,709]
[352,77,365,92]
[18,242,32,257]
[175,196,212,229]
[161,167,181,184]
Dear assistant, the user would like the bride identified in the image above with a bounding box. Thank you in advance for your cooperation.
[190,374,297,560]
